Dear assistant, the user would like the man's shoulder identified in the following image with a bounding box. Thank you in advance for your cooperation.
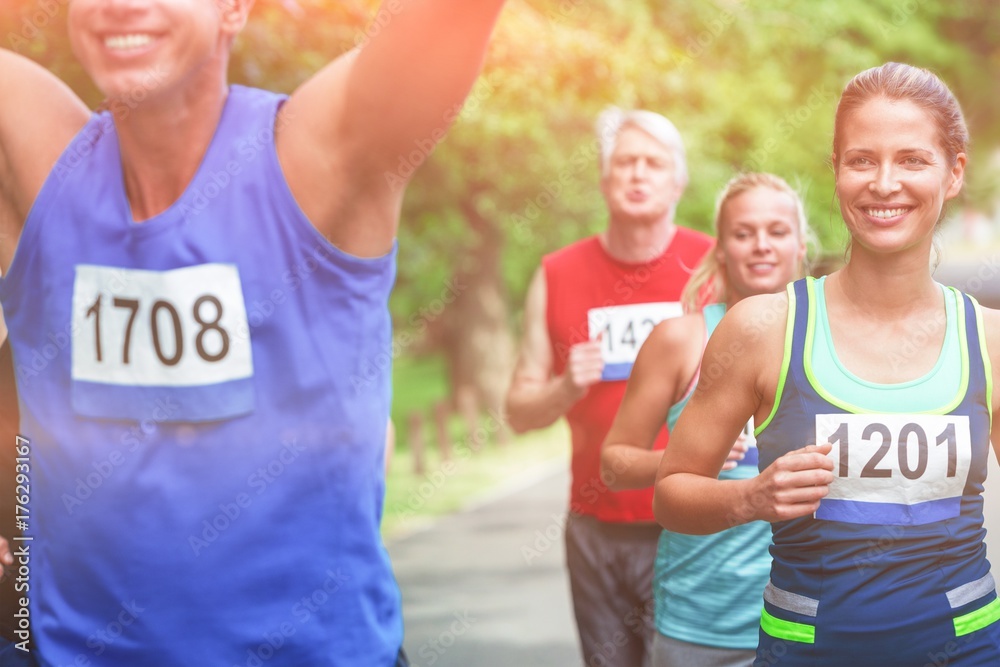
[672,225,714,252]
[220,85,289,129]
[541,235,602,269]
[229,84,287,105]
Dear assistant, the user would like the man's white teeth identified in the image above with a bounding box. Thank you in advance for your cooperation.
[866,208,907,219]
[105,34,152,50]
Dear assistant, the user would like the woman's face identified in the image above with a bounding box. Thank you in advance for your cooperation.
[834,97,965,258]
[716,186,805,303]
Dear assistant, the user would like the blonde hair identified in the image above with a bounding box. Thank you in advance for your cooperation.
[682,173,813,311]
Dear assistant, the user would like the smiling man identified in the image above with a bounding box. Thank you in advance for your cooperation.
[505,107,712,667]
[0,1,506,665]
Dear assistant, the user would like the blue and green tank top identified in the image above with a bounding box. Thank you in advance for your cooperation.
[753,276,1000,666]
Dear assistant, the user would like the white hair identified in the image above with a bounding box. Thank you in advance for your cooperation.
[596,107,688,186]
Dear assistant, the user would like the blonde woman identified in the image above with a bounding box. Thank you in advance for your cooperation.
[603,172,809,666]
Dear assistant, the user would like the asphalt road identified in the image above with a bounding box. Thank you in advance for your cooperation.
[388,461,580,667]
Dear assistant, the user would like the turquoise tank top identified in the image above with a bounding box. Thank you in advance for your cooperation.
[655,303,773,648]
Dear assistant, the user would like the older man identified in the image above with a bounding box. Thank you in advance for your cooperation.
[506,108,712,667]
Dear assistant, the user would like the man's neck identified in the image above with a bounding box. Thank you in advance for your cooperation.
[601,215,678,264]
[114,70,228,222]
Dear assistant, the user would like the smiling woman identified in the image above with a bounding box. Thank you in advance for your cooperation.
[834,78,967,262]
[653,62,1000,667]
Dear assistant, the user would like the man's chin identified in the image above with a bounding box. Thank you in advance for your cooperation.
[95,77,175,117]
[612,207,669,225]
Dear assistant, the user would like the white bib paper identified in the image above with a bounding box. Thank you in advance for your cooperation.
[71,264,254,387]
[815,413,971,525]
[587,302,683,381]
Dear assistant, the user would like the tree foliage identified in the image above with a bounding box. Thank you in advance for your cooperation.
[5,0,1000,400]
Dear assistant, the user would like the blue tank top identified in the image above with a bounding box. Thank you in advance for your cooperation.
[0,86,402,666]
[655,303,772,648]
[754,277,1000,666]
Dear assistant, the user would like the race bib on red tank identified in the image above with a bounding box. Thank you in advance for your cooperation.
[588,302,683,381]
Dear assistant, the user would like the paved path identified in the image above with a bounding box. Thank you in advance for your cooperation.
[388,461,580,667]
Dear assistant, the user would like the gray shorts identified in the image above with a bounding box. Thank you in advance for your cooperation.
[565,513,661,667]
[652,632,755,667]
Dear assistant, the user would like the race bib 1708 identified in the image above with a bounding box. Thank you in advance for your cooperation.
[815,413,972,526]
[70,264,255,422]
[588,302,683,381]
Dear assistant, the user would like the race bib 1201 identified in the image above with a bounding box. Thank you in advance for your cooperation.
[588,302,683,381]
[815,413,972,526]
[70,264,255,423]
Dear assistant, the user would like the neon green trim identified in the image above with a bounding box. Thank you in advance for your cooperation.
[803,279,968,415]
[954,598,1000,637]
[948,286,972,415]
[760,608,815,644]
[755,283,795,436]
[803,277,821,400]
[971,295,994,435]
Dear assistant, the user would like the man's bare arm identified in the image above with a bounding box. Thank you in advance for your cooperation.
[505,268,603,433]
[0,49,89,272]
[278,0,508,257]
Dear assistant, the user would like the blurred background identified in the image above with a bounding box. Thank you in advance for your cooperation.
[5,0,1000,531]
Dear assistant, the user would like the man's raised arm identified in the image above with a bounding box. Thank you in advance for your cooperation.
[0,49,89,272]
[278,0,508,257]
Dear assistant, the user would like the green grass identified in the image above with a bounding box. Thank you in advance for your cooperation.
[390,354,451,445]
[381,421,569,540]
[385,352,570,539]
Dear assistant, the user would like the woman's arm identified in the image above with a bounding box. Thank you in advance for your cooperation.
[601,315,701,490]
[653,293,833,534]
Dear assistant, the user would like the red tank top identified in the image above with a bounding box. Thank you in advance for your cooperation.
[544,229,713,522]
